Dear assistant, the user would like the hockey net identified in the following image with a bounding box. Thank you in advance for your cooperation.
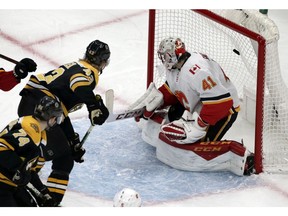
[147,9,288,173]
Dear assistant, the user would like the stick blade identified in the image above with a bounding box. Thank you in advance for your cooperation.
[105,89,114,113]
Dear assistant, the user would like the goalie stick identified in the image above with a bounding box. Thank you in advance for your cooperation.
[106,107,144,122]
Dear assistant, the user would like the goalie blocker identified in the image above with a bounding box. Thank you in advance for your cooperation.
[139,114,255,176]
[104,82,163,123]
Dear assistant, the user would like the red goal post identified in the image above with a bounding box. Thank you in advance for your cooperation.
[147,9,288,174]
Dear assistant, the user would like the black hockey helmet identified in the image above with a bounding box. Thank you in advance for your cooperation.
[34,96,63,123]
[85,40,110,74]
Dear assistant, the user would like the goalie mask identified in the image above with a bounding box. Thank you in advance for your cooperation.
[85,39,110,74]
[157,37,186,70]
[113,188,142,207]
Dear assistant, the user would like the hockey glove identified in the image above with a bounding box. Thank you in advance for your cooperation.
[88,94,109,126]
[13,58,37,79]
[12,165,31,186]
[161,110,208,144]
[38,186,59,207]
[70,133,86,163]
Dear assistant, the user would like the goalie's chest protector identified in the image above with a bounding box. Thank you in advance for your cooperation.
[166,58,203,112]
[166,53,232,113]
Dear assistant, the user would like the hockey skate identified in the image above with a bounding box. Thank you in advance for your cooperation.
[244,153,255,175]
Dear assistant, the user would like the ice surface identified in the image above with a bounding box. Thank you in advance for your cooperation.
[1,8,288,212]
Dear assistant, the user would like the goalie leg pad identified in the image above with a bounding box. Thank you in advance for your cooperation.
[141,113,167,147]
[228,141,255,176]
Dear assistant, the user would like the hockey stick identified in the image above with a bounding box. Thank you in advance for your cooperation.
[106,107,144,122]
[79,125,94,147]
[0,54,19,64]
[27,183,44,199]
[79,89,114,146]
[26,183,61,207]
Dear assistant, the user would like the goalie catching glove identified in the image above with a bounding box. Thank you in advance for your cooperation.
[161,110,208,144]
[88,94,109,126]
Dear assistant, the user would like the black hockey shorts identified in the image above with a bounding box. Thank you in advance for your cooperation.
[41,126,74,174]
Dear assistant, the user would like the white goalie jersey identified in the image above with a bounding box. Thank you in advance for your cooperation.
[165,51,240,116]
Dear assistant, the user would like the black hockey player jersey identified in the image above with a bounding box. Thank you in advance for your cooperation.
[23,60,100,115]
[0,116,45,187]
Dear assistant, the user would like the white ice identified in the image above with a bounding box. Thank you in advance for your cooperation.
[0,7,288,215]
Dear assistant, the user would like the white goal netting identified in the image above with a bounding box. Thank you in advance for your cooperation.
[149,9,288,173]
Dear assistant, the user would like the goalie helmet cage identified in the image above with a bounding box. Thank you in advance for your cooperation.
[147,9,288,174]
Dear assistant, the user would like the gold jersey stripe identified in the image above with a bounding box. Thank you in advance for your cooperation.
[0,139,15,151]
[47,177,69,185]
[202,97,232,105]
[48,188,66,195]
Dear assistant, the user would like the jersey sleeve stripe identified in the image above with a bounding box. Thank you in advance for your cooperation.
[0,173,17,187]
[70,74,92,91]
[201,93,231,101]
[26,80,49,90]
[202,97,232,105]
[201,93,232,105]
[70,80,92,92]
[0,139,15,151]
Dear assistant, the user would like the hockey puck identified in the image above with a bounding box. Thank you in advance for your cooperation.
[233,49,240,55]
